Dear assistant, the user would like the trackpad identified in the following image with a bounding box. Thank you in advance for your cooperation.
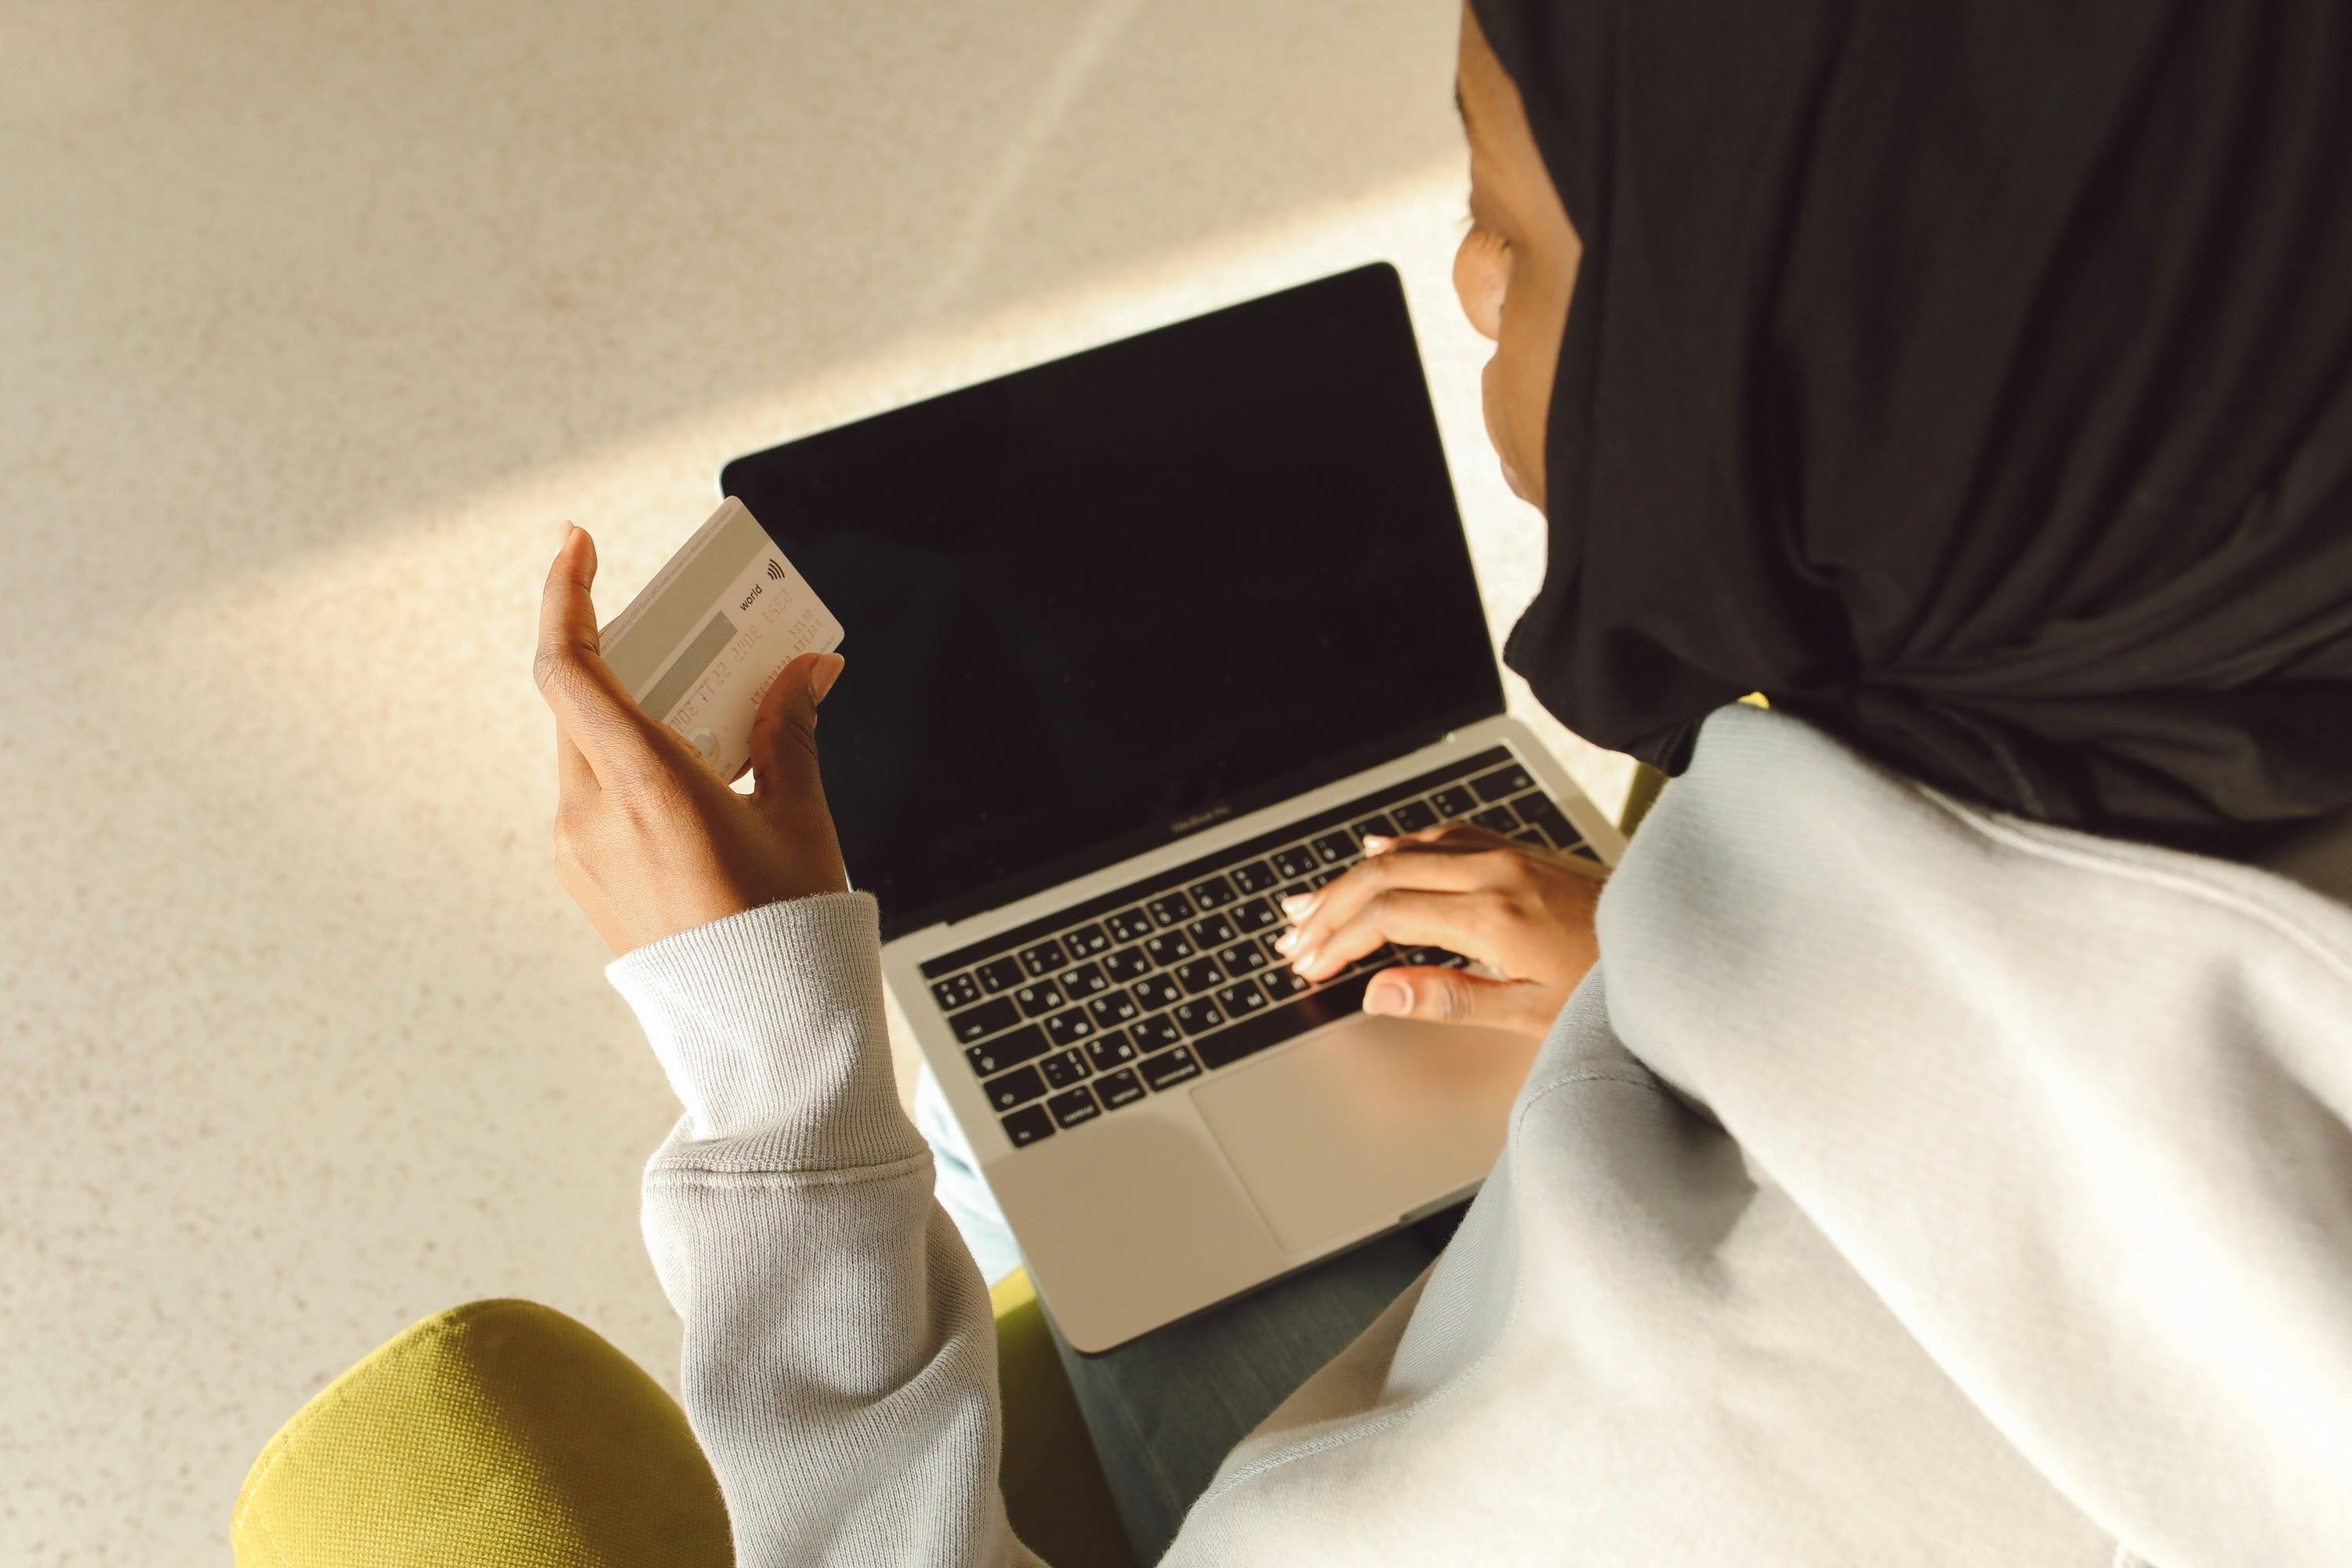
[1191,1015,1530,1254]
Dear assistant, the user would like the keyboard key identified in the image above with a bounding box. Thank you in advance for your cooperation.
[1102,945,1152,984]
[1039,1047,1092,1089]
[1514,828,1551,849]
[1047,1085,1102,1129]
[1000,1103,1055,1147]
[1186,874,1238,909]
[1185,913,1240,950]
[1229,896,1280,934]
[1172,998,1226,1036]
[1064,922,1111,958]
[1018,938,1068,978]
[1513,794,1573,844]
[1195,970,1376,1072]
[930,972,981,1011]
[1042,1007,1097,1047]
[1087,991,1139,1029]
[1146,891,1196,927]
[1306,868,1342,890]
[1229,860,1277,894]
[1138,1046,1203,1090]
[1105,907,1156,943]
[964,1022,1050,1077]
[1175,957,1225,995]
[983,1065,1049,1111]
[1276,880,1311,905]
[1092,1066,1146,1109]
[1270,845,1318,880]
[1131,975,1183,1012]
[1259,967,1311,1003]
[1144,931,1195,966]
[1012,980,1064,1018]
[1217,939,1270,978]
[1431,785,1479,818]
[948,996,1020,1044]
[1058,961,1110,1000]
[1084,1031,1139,1072]
[1214,978,1270,1017]
[975,956,1027,994]
[1472,762,1536,802]
[1400,945,1472,969]
[1472,804,1519,836]
[1568,840,1602,862]
[1390,798,1439,833]
[1310,829,1356,865]
[1129,1013,1182,1053]
[1350,813,1399,843]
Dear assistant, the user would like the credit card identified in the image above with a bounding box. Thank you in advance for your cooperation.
[597,496,844,782]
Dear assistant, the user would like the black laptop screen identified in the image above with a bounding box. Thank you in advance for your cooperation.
[719,264,1503,937]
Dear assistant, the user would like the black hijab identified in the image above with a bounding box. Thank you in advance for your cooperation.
[1472,0,2352,847]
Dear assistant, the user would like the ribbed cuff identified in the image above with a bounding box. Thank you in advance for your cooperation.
[604,891,920,1170]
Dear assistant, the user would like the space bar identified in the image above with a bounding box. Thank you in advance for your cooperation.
[1194,971,1377,1072]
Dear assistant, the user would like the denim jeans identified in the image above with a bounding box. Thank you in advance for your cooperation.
[916,1065,1457,1565]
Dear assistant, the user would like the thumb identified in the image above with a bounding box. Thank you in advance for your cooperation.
[1361,966,1562,1037]
[748,651,844,804]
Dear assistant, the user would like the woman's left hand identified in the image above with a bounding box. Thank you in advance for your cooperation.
[535,521,850,957]
[1274,823,1605,1037]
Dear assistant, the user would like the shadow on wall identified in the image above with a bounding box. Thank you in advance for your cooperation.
[7,0,1462,590]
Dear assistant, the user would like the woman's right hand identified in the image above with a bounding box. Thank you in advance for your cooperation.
[1272,824,1605,1038]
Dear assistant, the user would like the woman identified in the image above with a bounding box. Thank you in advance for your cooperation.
[535,2,2352,1562]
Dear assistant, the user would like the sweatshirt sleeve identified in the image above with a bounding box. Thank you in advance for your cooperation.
[606,891,1044,1567]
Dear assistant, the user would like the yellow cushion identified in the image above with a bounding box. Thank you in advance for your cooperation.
[232,1298,729,1567]
[236,1282,1131,1567]
[991,1270,1134,1568]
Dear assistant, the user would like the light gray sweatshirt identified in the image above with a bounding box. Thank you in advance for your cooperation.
[608,703,2352,1566]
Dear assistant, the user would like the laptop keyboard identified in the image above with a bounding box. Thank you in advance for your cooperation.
[916,746,1601,1151]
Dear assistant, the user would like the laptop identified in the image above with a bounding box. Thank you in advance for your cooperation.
[720,263,1624,1352]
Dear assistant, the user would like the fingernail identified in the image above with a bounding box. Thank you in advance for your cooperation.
[1290,946,1320,977]
[1364,977,1407,1015]
[1272,927,1300,954]
[810,652,846,704]
[553,520,575,554]
[1279,893,1318,918]
[1363,834,1390,853]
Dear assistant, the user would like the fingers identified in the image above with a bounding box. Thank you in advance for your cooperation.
[533,524,663,782]
[748,651,845,811]
[1282,886,1507,982]
[1377,821,1599,883]
[1282,839,1508,922]
[1279,842,1522,971]
[1361,966,1563,1036]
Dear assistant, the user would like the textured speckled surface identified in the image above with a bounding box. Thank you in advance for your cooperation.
[0,3,1630,1561]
